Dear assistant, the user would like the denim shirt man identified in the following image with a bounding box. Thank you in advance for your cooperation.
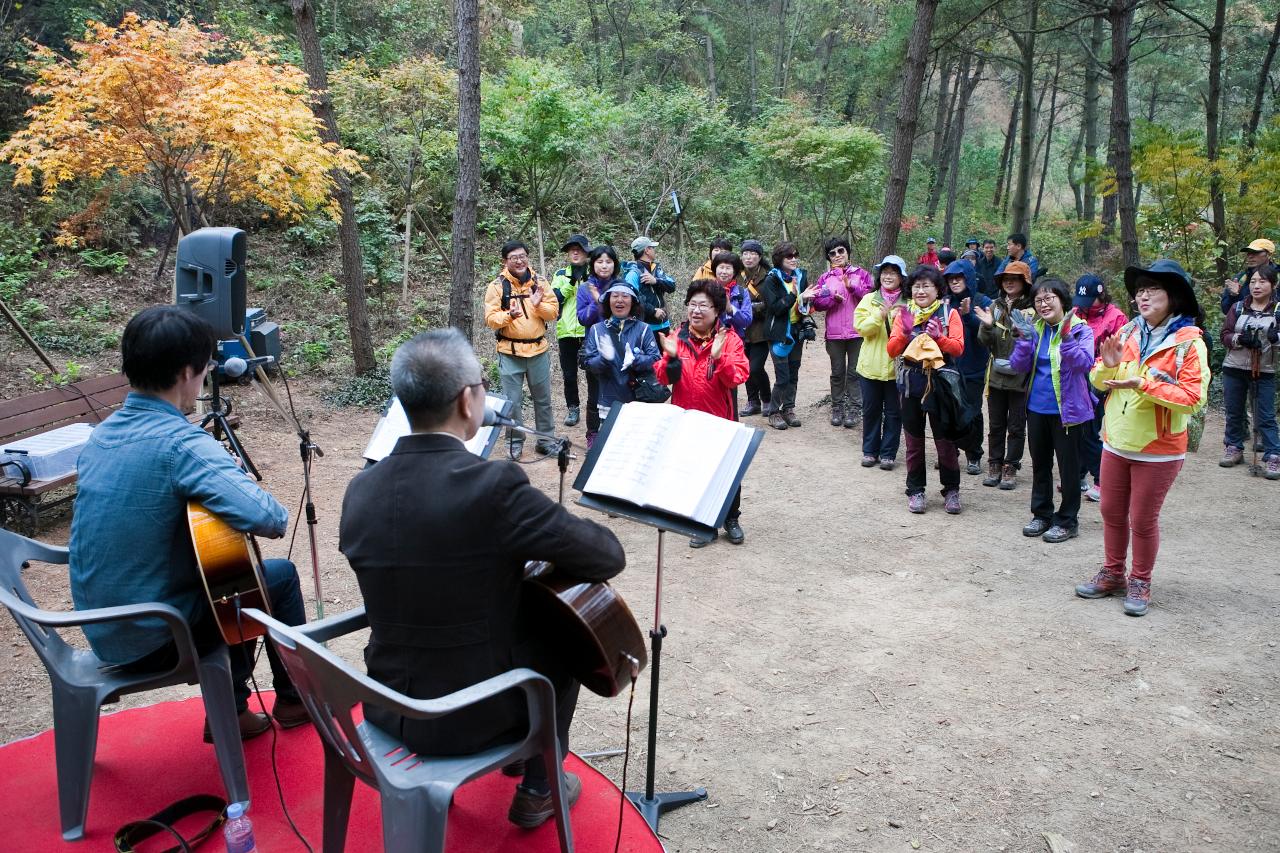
[69,393,288,664]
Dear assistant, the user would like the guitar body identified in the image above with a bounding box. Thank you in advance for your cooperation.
[187,502,272,645]
[522,561,648,698]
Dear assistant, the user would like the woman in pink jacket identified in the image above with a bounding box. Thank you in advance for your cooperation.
[811,236,874,428]
[1072,274,1128,502]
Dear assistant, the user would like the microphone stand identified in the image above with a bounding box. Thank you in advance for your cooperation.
[236,334,328,621]
[492,417,574,504]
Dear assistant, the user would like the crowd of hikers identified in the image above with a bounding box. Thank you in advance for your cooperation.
[482,230,1279,618]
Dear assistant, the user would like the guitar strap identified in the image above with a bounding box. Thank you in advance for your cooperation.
[114,794,228,853]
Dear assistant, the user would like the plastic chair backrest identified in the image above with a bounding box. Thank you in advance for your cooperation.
[0,528,76,667]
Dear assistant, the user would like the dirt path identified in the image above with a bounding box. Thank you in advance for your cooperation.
[3,356,1277,852]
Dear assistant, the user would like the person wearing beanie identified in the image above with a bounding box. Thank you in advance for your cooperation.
[854,256,908,469]
[550,234,593,429]
[811,236,874,428]
[580,280,661,418]
[1072,274,1128,501]
[1077,259,1210,616]
[738,239,773,416]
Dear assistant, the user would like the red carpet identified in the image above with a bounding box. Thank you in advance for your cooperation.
[0,694,664,852]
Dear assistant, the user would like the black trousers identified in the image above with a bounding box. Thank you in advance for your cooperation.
[987,386,1028,468]
[958,376,985,461]
[1027,410,1082,529]
[744,340,773,405]
[770,344,804,412]
[557,336,599,431]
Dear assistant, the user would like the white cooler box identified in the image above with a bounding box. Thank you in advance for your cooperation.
[1,422,95,481]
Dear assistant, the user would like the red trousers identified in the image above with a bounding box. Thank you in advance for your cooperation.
[1100,450,1183,582]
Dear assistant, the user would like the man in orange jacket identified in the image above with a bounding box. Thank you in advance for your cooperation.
[484,240,560,458]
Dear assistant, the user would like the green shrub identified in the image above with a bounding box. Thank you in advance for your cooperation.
[78,248,129,274]
[322,366,392,408]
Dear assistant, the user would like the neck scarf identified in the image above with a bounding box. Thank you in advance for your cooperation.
[1137,313,1180,361]
[909,299,942,326]
[881,287,902,306]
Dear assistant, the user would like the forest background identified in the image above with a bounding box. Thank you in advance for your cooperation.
[0,0,1278,393]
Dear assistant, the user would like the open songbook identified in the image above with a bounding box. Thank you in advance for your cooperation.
[576,402,761,528]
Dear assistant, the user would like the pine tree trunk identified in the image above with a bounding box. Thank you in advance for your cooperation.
[874,0,939,261]
[288,0,376,375]
[1010,0,1038,237]
[1108,0,1139,268]
[1206,0,1226,279]
[704,32,718,104]
[448,0,481,339]
[1033,57,1061,222]
[928,55,970,220]
[941,59,983,243]
[993,73,1022,210]
[1067,122,1086,220]
[1082,13,1104,261]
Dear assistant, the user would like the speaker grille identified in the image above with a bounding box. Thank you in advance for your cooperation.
[224,259,237,276]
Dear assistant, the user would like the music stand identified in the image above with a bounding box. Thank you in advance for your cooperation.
[573,403,762,833]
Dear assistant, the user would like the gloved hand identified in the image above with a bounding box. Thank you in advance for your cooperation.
[1237,326,1260,350]
[925,316,945,339]
[597,331,616,361]
[621,344,636,370]
[1268,323,1279,344]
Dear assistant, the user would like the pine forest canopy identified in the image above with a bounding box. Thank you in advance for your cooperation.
[0,0,1277,362]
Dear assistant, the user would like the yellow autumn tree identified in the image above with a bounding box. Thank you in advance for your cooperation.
[0,13,361,245]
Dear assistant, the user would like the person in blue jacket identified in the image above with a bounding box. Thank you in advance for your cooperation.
[624,236,677,334]
[580,281,661,438]
[943,259,993,474]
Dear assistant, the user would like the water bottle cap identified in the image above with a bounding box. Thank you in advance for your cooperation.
[227,802,245,819]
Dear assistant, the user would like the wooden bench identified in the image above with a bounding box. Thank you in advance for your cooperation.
[0,374,132,534]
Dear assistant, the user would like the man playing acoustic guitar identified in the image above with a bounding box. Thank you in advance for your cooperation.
[339,328,626,829]
[69,306,308,740]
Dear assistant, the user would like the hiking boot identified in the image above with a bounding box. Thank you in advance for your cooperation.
[944,490,962,514]
[861,454,878,468]
[1267,456,1280,480]
[563,406,580,427]
[1022,517,1051,537]
[689,530,718,548]
[879,457,896,471]
[783,408,802,427]
[535,440,559,456]
[203,709,271,744]
[508,772,582,829]
[768,412,788,430]
[1075,570,1126,599]
[1220,446,1243,467]
[742,400,763,417]
[966,458,982,476]
[907,493,926,514]
[830,402,845,427]
[982,461,1001,487]
[1123,578,1152,616]
[1042,525,1078,543]
[999,464,1017,490]
[843,402,861,428]
[1085,482,1101,502]
[724,518,745,544]
[508,441,524,460]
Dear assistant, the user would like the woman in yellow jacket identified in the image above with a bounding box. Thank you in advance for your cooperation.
[853,256,908,469]
[1076,260,1210,617]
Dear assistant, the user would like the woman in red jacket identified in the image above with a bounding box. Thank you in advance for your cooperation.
[887,266,966,514]
[654,280,750,547]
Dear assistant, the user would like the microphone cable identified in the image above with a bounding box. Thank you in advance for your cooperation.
[613,658,642,853]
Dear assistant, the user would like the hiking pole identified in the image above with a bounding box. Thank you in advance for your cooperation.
[1249,350,1262,476]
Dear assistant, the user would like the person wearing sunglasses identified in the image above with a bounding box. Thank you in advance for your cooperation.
[1007,278,1096,544]
[811,237,874,428]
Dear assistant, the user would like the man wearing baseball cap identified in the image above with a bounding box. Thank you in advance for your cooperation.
[1222,238,1275,315]
[624,236,677,333]
[917,237,941,270]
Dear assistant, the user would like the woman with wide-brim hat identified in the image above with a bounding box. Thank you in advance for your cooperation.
[1075,259,1211,617]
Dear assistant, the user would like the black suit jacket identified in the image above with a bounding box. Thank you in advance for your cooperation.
[339,432,625,754]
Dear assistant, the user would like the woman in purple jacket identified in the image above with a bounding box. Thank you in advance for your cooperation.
[1009,277,1097,544]
[812,237,874,427]
[704,252,753,339]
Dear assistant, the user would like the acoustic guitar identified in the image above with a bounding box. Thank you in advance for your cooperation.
[522,561,648,698]
[186,502,273,644]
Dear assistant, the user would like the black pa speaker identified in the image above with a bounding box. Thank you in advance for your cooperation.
[174,227,247,338]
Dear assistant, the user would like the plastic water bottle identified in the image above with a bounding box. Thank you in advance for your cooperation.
[224,802,258,853]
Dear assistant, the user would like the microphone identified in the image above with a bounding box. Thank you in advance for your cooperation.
[219,355,275,379]
[482,407,517,428]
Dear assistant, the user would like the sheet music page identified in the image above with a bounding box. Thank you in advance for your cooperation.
[691,427,753,524]
[644,409,746,522]
[583,403,680,506]
[364,395,506,461]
